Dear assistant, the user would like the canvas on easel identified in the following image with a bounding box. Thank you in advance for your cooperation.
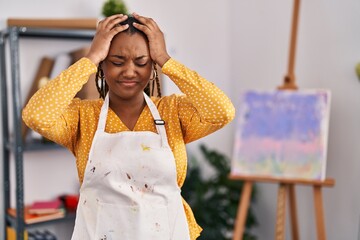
[229,1,335,239]
[229,89,334,240]
[231,89,331,180]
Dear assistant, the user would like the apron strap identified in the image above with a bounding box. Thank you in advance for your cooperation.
[97,93,170,148]
[143,92,170,148]
[97,94,109,131]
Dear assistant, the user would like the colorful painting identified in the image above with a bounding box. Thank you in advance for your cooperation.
[231,89,331,180]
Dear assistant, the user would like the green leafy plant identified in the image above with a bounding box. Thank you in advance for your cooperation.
[102,0,128,17]
[182,144,257,240]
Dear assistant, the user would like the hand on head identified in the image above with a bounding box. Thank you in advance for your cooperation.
[86,13,170,67]
[132,13,170,67]
[86,14,129,66]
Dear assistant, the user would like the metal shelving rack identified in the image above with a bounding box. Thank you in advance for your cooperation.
[1,24,95,240]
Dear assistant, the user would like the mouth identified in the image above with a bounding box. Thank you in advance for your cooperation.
[116,81,138,87]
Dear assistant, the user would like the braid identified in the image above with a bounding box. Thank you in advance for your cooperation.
[95,66,102,98]
[155,69,161,98]
[151,76,156,96]
[151,63,161,98]
[95,64,108,99]
[101,76,108,99]
[145,63,161,98]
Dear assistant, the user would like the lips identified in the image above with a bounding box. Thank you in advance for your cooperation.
[116,81,138,87]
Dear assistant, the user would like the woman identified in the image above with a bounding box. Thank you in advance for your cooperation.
[23,13,235,240]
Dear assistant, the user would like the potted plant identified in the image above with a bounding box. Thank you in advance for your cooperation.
[182,144,258,240]
[102,0,128,17]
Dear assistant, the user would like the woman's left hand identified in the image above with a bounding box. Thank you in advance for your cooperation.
[132,13,171,67]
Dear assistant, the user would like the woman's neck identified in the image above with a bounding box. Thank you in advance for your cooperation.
[108,92,146,130]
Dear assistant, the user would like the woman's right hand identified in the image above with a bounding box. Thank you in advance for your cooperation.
[86,14,129,66]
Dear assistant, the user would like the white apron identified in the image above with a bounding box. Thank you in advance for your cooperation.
[71,92,190,240]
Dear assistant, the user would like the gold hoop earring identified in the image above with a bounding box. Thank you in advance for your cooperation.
[150,64,158,81]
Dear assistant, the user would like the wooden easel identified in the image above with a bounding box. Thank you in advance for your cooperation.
[230,175,335,240]
[230,0,335,239]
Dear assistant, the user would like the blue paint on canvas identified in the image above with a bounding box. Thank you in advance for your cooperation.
[242,91,327,141]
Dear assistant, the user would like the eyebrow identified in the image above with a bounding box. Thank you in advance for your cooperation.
[109,55,149,60]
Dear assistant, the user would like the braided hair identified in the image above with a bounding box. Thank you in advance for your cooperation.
[94,16,161,99]
[144,63,161,98]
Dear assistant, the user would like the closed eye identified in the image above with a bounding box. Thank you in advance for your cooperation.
[111,62,124,66]
[136,62,147,67]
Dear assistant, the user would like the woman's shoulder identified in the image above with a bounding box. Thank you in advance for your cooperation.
[151,93,187,107]
[70,98,103,112]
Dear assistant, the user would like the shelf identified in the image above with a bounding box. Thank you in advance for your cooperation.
[15,27,95,40]
[6,139,64,152]
[7,18,98,30]
[6,18,96,40]
[1,23,95,240]
[6,212,76,228]
[24,140,64,151]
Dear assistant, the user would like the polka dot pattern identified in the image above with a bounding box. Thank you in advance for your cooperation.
[22,57,235,240]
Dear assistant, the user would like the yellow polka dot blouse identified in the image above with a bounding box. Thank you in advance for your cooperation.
[23,57,235,239]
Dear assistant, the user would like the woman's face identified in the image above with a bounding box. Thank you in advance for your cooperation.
[102,32,152,101]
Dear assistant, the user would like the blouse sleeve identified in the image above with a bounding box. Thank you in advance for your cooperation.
[161,58,235,143]
[22,58,97,152]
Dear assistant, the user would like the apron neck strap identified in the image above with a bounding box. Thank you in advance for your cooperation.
[97,92,170,148]
[97,94,110,131]
[142,92,169,147]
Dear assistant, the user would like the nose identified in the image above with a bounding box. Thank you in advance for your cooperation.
[122,62,136,79]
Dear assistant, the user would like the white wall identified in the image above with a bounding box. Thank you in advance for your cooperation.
[0,0,232,239]
[125,0,233,156]
[230,0,360,239]
[1,0,360,239]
